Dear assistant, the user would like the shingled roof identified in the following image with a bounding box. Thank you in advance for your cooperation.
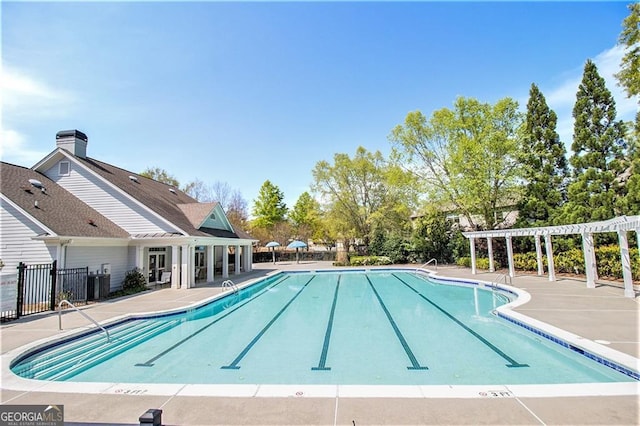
[0,162,128,239]
[75,157,249,239]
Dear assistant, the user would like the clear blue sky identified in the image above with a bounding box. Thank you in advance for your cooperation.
[2,1,637,212]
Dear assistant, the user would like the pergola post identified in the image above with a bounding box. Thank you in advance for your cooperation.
[487,237,495,272]
[469,237,477,275]
[618,230,635,298]
[534,235,544,276]
[544,234,556,282]
[581,232,597,289]
[505,236,515,278]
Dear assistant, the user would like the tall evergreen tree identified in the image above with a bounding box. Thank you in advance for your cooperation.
[516,83,569,227]
[251,180,288,229]
[561,60,627,224]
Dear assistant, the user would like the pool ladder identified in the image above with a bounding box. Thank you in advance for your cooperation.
[58,299,110,343]
[222,279,239,294]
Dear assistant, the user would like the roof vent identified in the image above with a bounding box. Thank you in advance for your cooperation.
[28,179,44,189]
[128,175,139,183]
[169,188,176,193]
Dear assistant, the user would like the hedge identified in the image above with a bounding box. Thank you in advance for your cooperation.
[456,257,500,270]
[349,256,393,266]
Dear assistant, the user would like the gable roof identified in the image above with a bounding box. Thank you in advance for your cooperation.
[74,156,254,240]
[178,202,220,229]
[0,161,128,239]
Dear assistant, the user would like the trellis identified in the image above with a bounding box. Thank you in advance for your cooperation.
[461,215,640,298]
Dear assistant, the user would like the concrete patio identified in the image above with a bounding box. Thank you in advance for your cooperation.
[1,262,638,425]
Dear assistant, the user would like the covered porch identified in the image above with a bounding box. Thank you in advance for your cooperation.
[131,235,255,290]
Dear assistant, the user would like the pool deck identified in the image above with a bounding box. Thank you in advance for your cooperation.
[1,262,639,425]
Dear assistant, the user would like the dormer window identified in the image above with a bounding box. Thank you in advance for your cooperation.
[59,161,70,176]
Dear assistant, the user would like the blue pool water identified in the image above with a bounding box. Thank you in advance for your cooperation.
[11,271,637,385]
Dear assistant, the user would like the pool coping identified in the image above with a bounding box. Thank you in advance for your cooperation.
[2,267,639,399]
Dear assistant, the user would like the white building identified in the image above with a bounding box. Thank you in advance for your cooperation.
[1,130,256,291]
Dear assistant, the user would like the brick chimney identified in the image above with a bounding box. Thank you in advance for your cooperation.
[56,130,88,158]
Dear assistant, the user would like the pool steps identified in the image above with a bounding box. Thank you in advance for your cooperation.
[14,319,180,380]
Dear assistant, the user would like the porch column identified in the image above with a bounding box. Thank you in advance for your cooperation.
[180,244,189,289]
[171,245,180,289]
[207,245,215,282]
[469,237,477,275]
[544,234,556,282]
[222,245,229,278]
[245,245,253,272]
[235,245,241,275]
[534,235,544,276]
[135,246,144,271]
[188,245,196,288]
[505,236,515,278]
[618,230,635,298]
[581,232,597,289]
[487,237,495,273]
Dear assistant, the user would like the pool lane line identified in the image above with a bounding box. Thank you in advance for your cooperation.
[365,275,429,371]
[135,275,291,367]
[391,273,529,368]
[312,275,341,371]
[221,275,316,370]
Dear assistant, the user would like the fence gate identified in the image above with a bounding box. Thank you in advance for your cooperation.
[1,261,90,321]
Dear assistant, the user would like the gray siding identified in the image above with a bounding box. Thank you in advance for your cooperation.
[43,159,179,235]
[65,245,129,292]
[0,200,57,271]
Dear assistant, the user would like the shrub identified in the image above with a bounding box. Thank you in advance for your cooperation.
[455,257,499,270]
[349,256,392,266]
[120,269,147,294]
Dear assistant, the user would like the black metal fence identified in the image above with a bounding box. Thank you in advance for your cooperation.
[1,261,90,322]
[58,266,90,305]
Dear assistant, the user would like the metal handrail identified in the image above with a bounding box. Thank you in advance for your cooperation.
[493,273,512,286]
[58,299,110,342]
[222,280,238,294]
[417,258,438,271]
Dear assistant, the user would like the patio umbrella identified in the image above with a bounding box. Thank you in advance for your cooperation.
[287,240,307,263]
[265,241,280,263]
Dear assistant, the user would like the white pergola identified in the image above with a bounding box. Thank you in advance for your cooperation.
[462,215,640,298]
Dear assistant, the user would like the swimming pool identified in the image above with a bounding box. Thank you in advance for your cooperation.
[10,270,638,388]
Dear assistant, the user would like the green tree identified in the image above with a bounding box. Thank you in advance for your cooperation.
[561,60,628,224]
[410,207,456,263]
[140,167,180,187]
[289,192,321,242]
[251,180,288,229]
[389,96,523,230]
[312,147,406,250]
[615,3,640,103]
[516,83,569,227]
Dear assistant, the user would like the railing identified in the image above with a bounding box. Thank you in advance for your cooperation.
[492,273,512,287]
[416,258,438,272]
[58,299,110,343]
[221,280,239,294]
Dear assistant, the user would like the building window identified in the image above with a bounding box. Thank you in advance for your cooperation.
[210,213,216,220]
[59,161,70,176]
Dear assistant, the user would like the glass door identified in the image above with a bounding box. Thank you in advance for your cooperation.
[148,252,166,283]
